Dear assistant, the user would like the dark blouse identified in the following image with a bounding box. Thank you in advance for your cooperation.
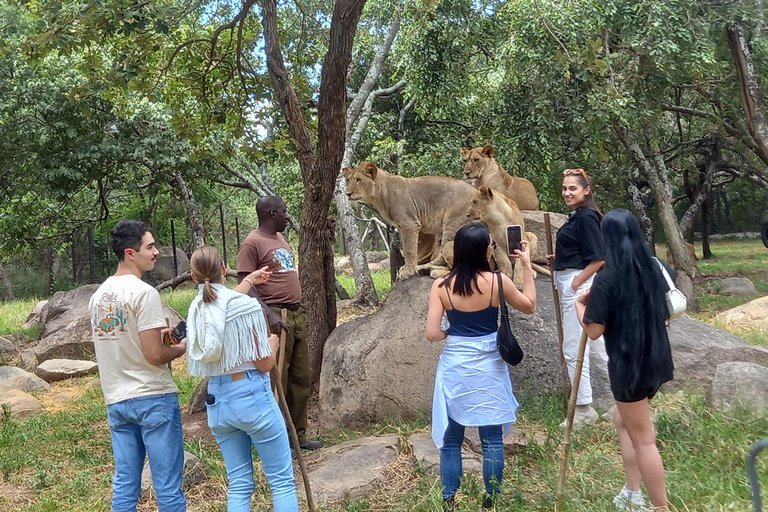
[446,306,499,337]
[552,207,606,271]
[583,261,675,392]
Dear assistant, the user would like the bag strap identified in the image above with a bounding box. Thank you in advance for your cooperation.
[496,272,508,318]
[654,258,676,289]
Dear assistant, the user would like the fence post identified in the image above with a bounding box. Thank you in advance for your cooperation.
[170,219,179,277]
[72,236,77,285]
[219,203,228,268]
[87,224,95,284]
[235,217,240,256]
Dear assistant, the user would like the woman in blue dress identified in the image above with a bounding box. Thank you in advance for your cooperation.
[426,222,536,509]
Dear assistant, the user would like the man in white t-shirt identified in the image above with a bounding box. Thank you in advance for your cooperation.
[89,220,188,512]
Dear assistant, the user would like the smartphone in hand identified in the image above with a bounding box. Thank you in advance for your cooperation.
[506,225,523,256]
[170,320,187,343]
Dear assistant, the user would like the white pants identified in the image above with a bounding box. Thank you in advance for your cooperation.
[555,269,608,406]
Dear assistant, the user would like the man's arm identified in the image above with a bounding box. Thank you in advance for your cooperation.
[139,328,187,365]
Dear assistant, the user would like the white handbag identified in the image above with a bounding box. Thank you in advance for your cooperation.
[655,258,687,320]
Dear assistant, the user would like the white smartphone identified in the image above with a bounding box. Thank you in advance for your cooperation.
[506,225,523,256]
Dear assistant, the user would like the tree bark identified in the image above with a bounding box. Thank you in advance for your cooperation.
[626,177,655,252]
[262,0,367,386]
[174,171,205,249]
[678,143,719,237]
[614,121,699,310]
[0,256,14,301]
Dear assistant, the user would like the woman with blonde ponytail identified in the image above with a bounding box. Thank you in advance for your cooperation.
[187,245,298,512]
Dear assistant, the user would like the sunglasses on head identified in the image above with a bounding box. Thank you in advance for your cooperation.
[563,168,588,178]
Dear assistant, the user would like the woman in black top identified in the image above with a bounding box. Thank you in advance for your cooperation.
[548,168,606,427]
[576,209,673,511]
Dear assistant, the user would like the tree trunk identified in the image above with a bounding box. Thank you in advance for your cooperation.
[678,143,719,237]
[702,195,712,259]
[174,171,205,249]
[0,256,14,301]
[614,121,699,310]
[627,176,655,253]
[262,0,367,386]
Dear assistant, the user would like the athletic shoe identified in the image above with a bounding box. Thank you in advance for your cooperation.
[613,485,646,511]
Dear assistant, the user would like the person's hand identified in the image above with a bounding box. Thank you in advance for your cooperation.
[244,266,272,287]
[268,333,279,354]
[161,327,173,346]
[576,288,591,305]
[266,308,288,334]
[571,278,581,293]
[546,253,555,267]
[175,338,188,351]
[511,240,532,268]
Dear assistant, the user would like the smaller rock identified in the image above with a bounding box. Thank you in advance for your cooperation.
[336,299,352,310]
[410,431,483,477]
[0,387,44,418]
[0,366,51,392]
[367,262,385,273]
[187,377,209,415]
[716,296,768,330]
[706,361,768,417]
[378,258,391,270]
[0,335,19,362]
[18,349,38,373]
[22,300,48,330]
[365,251,389,263]
[140,450,206,498]
[35,359,98,383]
[715,277,757,296]
[335,256,352,274]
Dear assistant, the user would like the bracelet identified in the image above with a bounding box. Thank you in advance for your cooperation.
[245,277,254,287]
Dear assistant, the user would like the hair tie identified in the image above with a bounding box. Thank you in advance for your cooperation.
[204,277,210,283]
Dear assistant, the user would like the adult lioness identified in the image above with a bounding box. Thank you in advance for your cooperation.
[461,145,540,210]
[343,162,482,279]
[466,186,542,287]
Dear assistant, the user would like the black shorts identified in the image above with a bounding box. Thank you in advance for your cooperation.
[613,385,661,403]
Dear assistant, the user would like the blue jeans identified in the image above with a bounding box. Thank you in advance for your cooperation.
[106,392,186,512]
[207,370,298,512]
[440,415,504,499]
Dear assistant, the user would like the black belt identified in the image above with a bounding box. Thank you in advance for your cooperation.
[268,302,301,311]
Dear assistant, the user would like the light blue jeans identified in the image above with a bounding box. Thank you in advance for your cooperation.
[206,370,298,512]
[441,415,504,499]
[106,392,186,512]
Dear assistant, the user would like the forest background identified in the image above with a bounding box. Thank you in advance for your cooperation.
[2,0,768,383]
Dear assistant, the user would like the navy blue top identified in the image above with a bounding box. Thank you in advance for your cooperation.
[446,306,499,337]
[553,207,606,271]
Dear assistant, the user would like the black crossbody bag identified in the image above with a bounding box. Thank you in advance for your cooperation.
[496,272,524,366]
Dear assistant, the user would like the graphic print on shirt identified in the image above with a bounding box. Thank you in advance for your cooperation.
[91,292,128,338]
[271,248,296,273]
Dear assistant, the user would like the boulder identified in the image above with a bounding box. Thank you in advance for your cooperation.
[409,432,482,476]
[715,296,768,330]
[140,450,206,498]
[666,315,768,390]
[22,300,48,330]
[187,377,209,415]
[0,366,51,392]
[521,211,567,263]
[35,316,95,364]
[335,256,352,275]
[714,277,757,296]
[35,359,98,383]
[38,285,100,339]
[149,245,191,284]
[0,388,44,418]
[299,435,399,504]
[0,335,19,363]
[366,251,389,263]
[367,262,386,274]
[19,349,37,372]
[318,276,612,430]
[378,258,391,270]
[706,362,768,417]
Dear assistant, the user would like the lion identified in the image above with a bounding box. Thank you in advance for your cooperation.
[461,145,540,210]
[466,186,545,286]
[343,162,502,279]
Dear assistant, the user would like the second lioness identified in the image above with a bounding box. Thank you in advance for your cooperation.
[461,145,540,210]
[343,162,507,279]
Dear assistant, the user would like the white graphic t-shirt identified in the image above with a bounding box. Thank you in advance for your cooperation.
[89,275,177,405]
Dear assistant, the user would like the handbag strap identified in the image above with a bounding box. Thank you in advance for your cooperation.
[496,272,508,317]
[654,258,675,289]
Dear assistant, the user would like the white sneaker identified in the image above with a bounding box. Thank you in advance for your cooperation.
[560,405,599,429]
[613,485,646,511]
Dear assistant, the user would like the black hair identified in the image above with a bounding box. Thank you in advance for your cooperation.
[256,195,285,223]
[600,209,669,388]
[441,222,492,296]
[111,220,149,262]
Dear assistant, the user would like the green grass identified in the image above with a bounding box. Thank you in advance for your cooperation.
[336,270,394,300]
[0,298,40,337]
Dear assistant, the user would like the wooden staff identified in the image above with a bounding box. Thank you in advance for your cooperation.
[545,213,569,411]
[269,309,315,512]
[556,331,589,511]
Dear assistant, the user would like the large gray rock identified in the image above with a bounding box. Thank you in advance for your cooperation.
[38,285,100,339]
[300,435,399,504]
[140,450,206,498]
[35,316,95,364]
[149,245,190,284]
[0,387,44,418]
[22,300,48,330]
[35,359,98,383]
[521,211,567,262]
[716,296,768,330]
[706,362,768,417]
[319,276,612,430]
[714,277,757,296]
[0,366,51,392]
[666,315,768,390]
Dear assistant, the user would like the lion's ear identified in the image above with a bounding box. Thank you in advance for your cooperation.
[341,167,352,178]
[481,145,495,157]
[478,185,492,198]
[361,162,378,178]
[460,147,468,156]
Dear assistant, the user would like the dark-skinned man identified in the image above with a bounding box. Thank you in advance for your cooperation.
[236,195,322,452]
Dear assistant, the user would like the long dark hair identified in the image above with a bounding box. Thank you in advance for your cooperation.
[601,209,668,387]
[440,222,492,296]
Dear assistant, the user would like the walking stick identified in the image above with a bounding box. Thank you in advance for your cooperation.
[556,331,589,512]
[270,309,316,512]
[545,213,569,412]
